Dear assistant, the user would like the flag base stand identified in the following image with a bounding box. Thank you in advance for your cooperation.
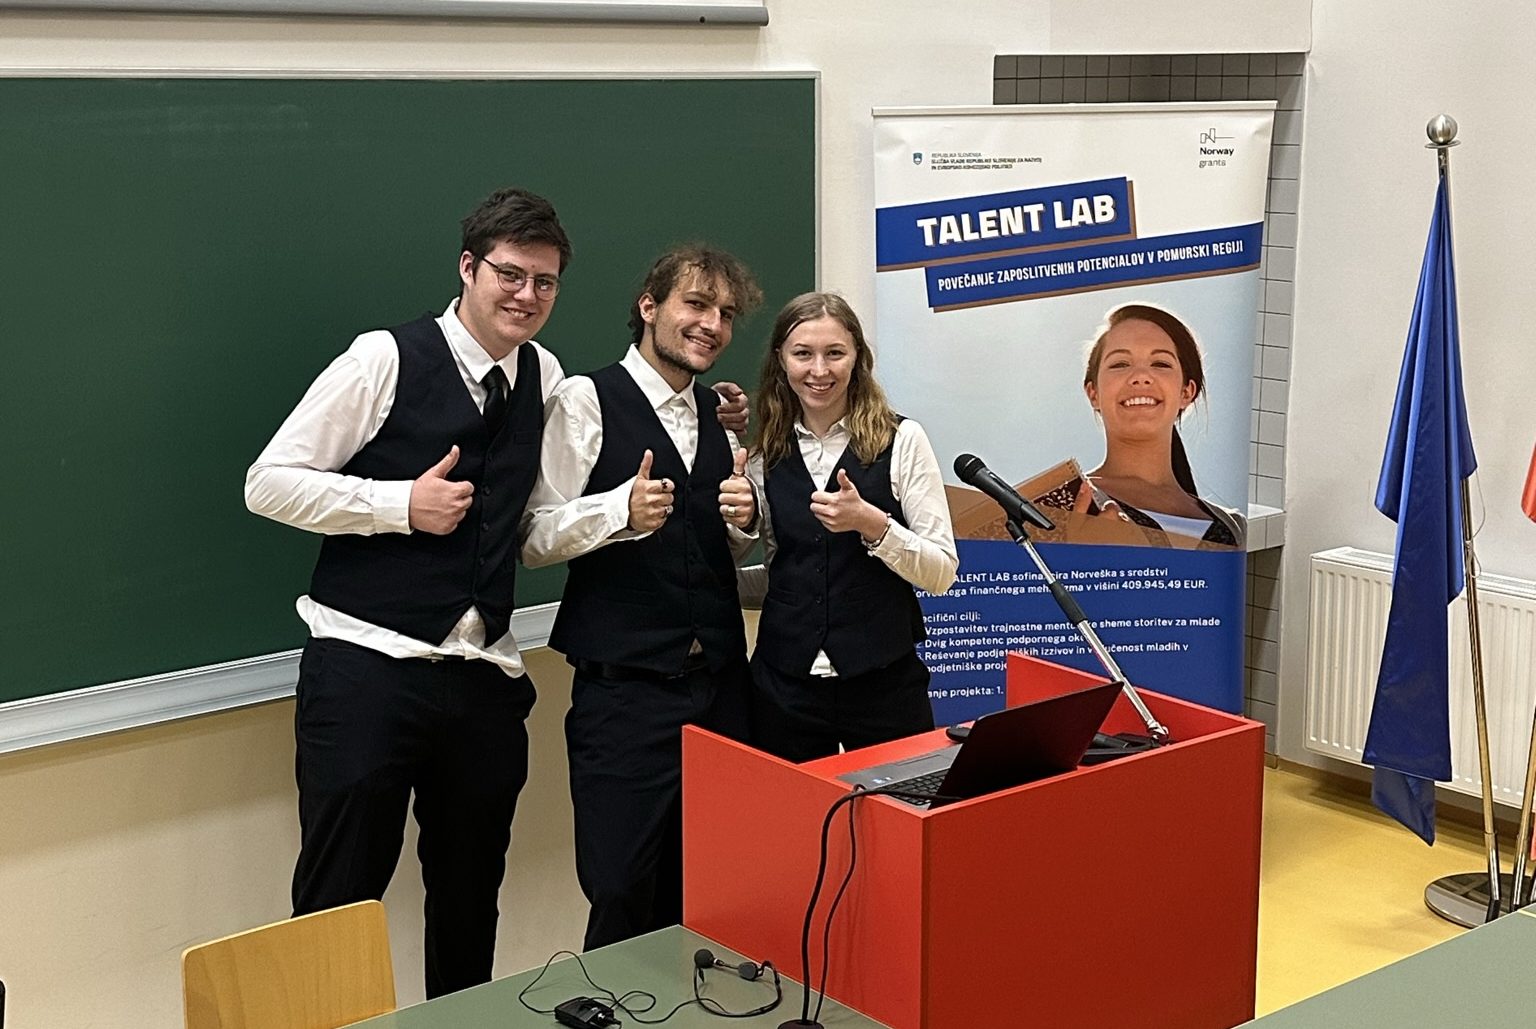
[1424,872,1521,928]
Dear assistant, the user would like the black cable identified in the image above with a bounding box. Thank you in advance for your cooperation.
[617,990,706,1025]
[813,793,860,1024]
[516,947,674,1024]
[623,962,782,1022]
[517,947,781,1025]
[790,785,961,1025]
[690,962,783,1019]
[517,949,618,1015]
[791,790,859,1025]
[612,989,661,1015]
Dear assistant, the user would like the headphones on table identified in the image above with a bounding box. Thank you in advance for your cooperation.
[692,948,783,1019]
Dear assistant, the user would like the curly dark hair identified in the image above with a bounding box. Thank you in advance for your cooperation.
[626,244,763,346]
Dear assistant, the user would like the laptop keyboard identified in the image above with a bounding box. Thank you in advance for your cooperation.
[879,768,949,806]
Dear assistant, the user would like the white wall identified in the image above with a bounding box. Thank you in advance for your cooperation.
[0,2,1311,1024]
[1276,0,1536,765]
[1046,1,1309,55]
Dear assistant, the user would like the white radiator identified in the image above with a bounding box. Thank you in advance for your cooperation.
[1306,547,1536,806]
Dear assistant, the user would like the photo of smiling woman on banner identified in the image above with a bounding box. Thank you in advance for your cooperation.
[742,292,958,762]
[944,303,1245,551]
[1022,303,1248,550]
[1075,303,1245,547]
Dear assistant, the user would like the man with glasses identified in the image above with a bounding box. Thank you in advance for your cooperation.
[245,187,568,997]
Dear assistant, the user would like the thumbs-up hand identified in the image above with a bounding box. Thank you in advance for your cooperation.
[409,445,475,535]
[718,447,755,529]
[628,449,675,532]
[810,468,887,541]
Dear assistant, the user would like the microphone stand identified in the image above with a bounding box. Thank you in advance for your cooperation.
[1004,517,1171,745]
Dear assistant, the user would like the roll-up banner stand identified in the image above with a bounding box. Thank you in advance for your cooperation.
[874,103,1275,722]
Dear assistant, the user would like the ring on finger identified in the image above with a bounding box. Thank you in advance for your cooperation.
[725,504,737,518]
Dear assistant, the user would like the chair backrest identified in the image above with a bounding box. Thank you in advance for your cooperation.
[182,900,396,1029]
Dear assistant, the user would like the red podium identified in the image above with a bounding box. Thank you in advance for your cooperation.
[681,654,1264,1029]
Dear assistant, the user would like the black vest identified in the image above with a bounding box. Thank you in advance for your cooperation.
[548,362,747,673]
[308,315,542,646]
[756,430,925,678]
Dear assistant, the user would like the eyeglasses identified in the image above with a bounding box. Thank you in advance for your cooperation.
[479,257,561,299]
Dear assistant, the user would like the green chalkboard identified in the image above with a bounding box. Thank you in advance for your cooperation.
[0,76,815,703]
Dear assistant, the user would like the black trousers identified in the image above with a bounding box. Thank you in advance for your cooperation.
[749,649,935,763]
[291,636,536,998]
[565,658,750,951]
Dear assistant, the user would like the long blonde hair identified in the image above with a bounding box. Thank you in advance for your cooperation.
[753,292,898,470]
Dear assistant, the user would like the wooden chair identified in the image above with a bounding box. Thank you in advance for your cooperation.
[182,901,396,1029]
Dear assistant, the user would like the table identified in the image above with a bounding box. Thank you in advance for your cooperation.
[356,925,888,1027]
[1243,908,1536,1027]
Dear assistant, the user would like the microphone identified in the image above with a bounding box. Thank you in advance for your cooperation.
[954,454,1172,745]
[953,453,1055,531]
[694,947,761,980]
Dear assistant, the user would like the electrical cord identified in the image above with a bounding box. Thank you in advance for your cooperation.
[516,949,606,1014]
[790,784,960,1026]
[812,791,860,1024]
[517,946,782,1025]
[517,950,630,1019]
[691,960,782,1019]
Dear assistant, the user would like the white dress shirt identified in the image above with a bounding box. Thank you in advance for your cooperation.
[244,299,565,676]
[742,417,958,677]
[521,345,755,569]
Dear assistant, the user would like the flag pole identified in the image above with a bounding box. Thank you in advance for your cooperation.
[1420,114,1507,927]
[1510,677,1536,909]
[1515,449,1536,906]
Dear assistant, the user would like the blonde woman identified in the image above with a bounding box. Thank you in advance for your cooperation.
[747,293,957,762]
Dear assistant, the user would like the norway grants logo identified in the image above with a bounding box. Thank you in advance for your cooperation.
[912,152,924,165]
[1198,127,1235,169]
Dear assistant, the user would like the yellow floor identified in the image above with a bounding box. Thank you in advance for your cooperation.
[1257,767,1500,1015]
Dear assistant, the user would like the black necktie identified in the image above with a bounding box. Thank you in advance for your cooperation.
[483,365,509,433]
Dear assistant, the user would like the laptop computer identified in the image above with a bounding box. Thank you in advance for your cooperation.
[836,680,1122,808]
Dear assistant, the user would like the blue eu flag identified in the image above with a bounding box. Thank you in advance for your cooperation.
[1363,178,1476,845]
